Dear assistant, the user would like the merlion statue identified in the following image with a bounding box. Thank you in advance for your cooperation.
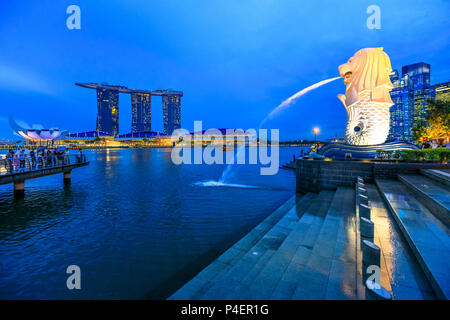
[338,48,394,145]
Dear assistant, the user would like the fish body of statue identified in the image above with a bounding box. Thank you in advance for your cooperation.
[338,48,394,146]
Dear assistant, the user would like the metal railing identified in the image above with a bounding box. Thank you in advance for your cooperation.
[0,154,87,175]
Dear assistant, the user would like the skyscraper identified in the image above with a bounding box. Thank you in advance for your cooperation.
[388,71,414,141]
[433,81,450,101]
[131,92,152,133]
[96,88,119,137]
[401,63,432,124]
[387,62,446,142]
[401,63,431,90]
[76,83,182,136]
[162,94,181,135]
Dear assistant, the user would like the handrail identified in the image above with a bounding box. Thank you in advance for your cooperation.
[0,154,87,175]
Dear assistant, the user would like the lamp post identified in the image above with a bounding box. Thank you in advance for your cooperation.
[313,127,319,144]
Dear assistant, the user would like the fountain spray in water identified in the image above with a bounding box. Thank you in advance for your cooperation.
[218,76,342,185]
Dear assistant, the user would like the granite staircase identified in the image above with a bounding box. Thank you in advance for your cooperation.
[169,169,448,300]
[376,168,450,299]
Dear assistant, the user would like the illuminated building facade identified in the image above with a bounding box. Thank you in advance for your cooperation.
[403,63,432,125]
[76,83,182,137]
[388,70,414,141]
[162,94,181,135]
[9,115,69,141]
[97,88,120,137]
[181,128,256,146]
[388,63,448,142]
[131,93,152,133]
[433,81,450,101]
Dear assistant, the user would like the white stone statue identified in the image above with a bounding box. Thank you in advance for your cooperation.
[338,48,394,146]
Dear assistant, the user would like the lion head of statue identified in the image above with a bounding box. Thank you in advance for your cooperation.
[338,48,394,107]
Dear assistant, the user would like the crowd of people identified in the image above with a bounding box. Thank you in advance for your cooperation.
[2,147,84,173]
[420,139,449,149]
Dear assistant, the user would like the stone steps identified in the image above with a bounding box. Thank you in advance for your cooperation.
[421,169,450,188]
[198,191,333,299]
[269,188,351,300]
[291,187,356,300]
[242,191,335,299]
[375,178,450,300]
[362,183,436,300]
[398,174,450,227]
[168,193,313,299]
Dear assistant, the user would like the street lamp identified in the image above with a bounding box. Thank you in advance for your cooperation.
[313,127,320,144]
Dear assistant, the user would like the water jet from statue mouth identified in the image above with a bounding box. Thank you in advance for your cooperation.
[260,76,342,125]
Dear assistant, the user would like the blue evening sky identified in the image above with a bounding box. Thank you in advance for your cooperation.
[0,0,449,141]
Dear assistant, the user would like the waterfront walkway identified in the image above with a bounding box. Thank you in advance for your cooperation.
[170,169,450,300]
[0,155,89,194]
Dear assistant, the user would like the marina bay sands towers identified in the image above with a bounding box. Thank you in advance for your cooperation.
[75,83,183,136]
[131,92,152,133]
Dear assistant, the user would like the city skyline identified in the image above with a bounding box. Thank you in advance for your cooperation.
[0,2,449,304]
[389,62,449,142]
[0,1,449,141]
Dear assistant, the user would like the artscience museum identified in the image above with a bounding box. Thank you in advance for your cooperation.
[16,128,68,141]
[9,115,69,142]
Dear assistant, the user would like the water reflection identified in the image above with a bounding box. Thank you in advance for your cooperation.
[0,147,299,299]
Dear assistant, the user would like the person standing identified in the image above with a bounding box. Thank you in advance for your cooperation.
[12,154,19,171]
[5,149,13,172]
[18,149,26,170]
[30,149,36,168]
[37,150,43,167]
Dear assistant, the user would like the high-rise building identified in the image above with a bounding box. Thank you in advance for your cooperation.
[412,87,434,124]
[131,93,152,133]
[96,88,119,137]
[433,81,450,101]
[76,83,182,136]
[162,94,181,135]
[388,71,414,141]
[388,62,448,142]
[401,63,431,90]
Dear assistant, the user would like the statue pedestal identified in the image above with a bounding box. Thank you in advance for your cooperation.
[295,158,449,194]
[317,141,418,160]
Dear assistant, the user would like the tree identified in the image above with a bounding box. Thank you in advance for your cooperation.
[412,96,450,143]
[412,119,428,142]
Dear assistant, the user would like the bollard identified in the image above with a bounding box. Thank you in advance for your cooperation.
[358,193,369,206]
[357,186,367,195]
[362,240,380,267]
[360,217,374,240]
[359,202,371,219]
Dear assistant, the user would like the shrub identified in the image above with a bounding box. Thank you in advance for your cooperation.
[398,149,449,163]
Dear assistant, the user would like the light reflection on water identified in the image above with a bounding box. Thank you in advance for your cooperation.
[0,147,304,299]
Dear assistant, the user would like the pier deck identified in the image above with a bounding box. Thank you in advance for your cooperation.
[0,155,89,194]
